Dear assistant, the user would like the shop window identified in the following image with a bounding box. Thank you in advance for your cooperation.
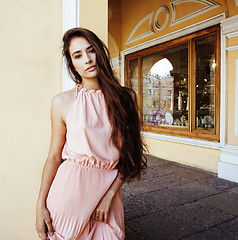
[125,26,220,141]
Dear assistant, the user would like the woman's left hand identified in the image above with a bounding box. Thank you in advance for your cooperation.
[92,190,114,223]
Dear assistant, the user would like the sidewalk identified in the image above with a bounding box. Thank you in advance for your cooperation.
[122,154,238,240]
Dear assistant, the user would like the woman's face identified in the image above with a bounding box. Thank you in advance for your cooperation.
[69,37,98,81]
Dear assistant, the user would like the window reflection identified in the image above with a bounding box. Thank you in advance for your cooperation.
[142,44,188,127]
[195,37,215,130]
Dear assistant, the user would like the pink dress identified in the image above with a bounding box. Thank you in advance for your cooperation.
[46,84,125,240]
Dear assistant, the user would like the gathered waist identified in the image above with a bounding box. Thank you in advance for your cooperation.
[63,156,118,171]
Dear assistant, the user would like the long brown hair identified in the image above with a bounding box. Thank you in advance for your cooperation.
[62,28,147,182]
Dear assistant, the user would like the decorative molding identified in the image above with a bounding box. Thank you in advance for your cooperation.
[221,14,238,35]
[235,59,238,136]
[110,57,121,70]
[170,0,221,26]
[121,13,225,57]
[126,11,155,45]
[220,28,227,147]
[226,31,238,39]
[63,0,79,91]
[108,33,118,56]
[226,45,238,51]
[154,5,170,30]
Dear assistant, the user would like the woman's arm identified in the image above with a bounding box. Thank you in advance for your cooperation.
[36,95,67,239]
[92,172,124,223]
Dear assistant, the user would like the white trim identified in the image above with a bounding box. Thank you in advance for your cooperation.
[110,57,121,70]
[154,5,170,30]
[235,59,238,136]
[220,28,227,147]
[219,144,238,183]
[62,0,80,91]
[218,161,238,183]
[170,0,221,26]
[126,11,155,45]
[218,16,238,183]
[141,131,222,149]
[221,14,238,35]
[236,0,238,7]
[226,31,238,39]
[226,45,238,51]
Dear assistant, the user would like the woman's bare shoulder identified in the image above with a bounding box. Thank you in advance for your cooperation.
[53,88,75,105]
[51,88,76,122]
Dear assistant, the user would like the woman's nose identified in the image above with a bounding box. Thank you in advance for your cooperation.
[85,54,92,64]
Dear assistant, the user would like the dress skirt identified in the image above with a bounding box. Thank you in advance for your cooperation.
[46,160,125,240]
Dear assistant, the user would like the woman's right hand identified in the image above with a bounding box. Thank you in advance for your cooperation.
[36,205,54,239]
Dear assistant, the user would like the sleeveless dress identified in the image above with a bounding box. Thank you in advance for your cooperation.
[46,84,125,240]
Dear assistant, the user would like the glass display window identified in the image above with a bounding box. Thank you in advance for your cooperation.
[125,25,220,141]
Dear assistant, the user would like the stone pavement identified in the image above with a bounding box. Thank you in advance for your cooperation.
[122,154,238,240]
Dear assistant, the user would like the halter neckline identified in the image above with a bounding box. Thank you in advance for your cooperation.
[76,83,102,94]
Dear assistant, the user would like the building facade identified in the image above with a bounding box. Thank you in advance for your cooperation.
[1,0,238,239]
[108,0,238,184]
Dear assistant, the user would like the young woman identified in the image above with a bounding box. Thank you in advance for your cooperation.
[36,28,147,240]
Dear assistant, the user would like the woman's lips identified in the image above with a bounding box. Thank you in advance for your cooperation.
[85,66,96,72]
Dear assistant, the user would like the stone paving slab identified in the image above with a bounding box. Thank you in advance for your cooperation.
[200,192,238,216]
[125,231,144,240]
[174,178,223,199]
[142,163,183,180]
[123,196,158,221]
[195,176,238,192]
[123,174,190,195]
[134,188,196,210]
[124,155,238,240]
[173,168,210,181]
[226,186,238,194]
[166,201,234,232]
[145,154,168,167]
[126,211,196,240]
[181,217,238,240]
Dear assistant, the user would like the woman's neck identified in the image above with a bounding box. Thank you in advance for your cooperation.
[81,78,100,91]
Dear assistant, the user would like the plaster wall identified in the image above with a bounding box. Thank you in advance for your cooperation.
[80,0,108,45]
[227,48,238,146]
[0,0,62,238]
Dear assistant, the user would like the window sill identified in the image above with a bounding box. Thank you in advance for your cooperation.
[141,130,221,150]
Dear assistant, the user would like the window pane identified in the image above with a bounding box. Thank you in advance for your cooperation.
[128,59,138,96]
[142,44,188,127]
[195,36,215,130]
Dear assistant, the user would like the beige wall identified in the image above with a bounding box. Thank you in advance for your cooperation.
[80,0,108,45]
[0,0,62,239]
[227,48,238,146]
[145,138,220,173]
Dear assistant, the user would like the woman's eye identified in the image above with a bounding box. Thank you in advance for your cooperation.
[75,55,82,59]
[89,48,95,53]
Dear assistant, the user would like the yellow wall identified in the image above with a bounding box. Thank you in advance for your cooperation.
[121,0,227,50]
[80,0,108,45]
[226,0,238,17]
[0,0,62,239]
[227,48,238,146]
[108,0,122,58]
[145,138,220,173]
